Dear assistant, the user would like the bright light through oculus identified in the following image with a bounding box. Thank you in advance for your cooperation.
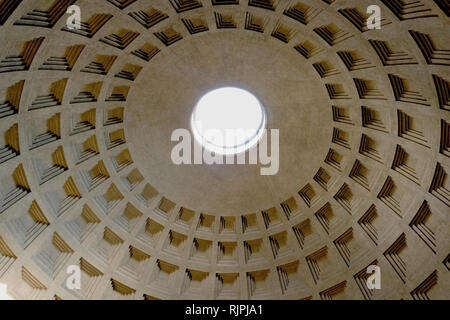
[191,87,266,155]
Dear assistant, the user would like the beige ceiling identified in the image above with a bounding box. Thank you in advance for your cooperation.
[0,0,448,300]
[126,30,331,215]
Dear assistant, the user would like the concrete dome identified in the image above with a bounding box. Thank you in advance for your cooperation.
[0,0,448,300]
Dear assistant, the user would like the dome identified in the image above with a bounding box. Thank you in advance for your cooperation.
[0,0,448,300]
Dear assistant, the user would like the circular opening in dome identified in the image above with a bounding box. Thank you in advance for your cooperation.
[191,87,266,155]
